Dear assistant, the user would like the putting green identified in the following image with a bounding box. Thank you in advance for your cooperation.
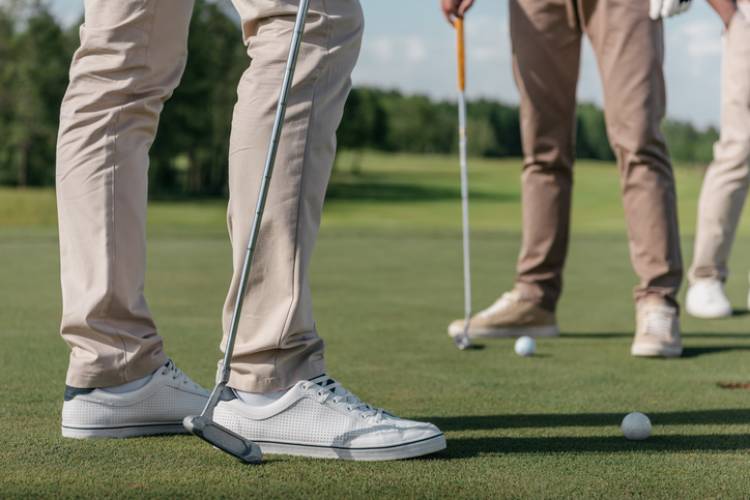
[2,153,749,498]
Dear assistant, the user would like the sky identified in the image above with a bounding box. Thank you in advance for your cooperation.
[50,0,724,128]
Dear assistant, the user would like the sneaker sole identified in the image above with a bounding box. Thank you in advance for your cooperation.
[251,433,446,461]
[685,306,732,320]
[449,324,559,339]
[61,422,187,439]
[630,344,683,358]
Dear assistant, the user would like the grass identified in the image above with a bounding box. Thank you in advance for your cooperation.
[2,152,750,498]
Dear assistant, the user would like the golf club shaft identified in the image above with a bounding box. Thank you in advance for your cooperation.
[220,0,311,385]
[456,18,472,336]
[458,91,471,332]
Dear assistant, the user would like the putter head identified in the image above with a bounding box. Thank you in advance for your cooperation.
[453,333,473,350]
[453,320,474,350]
[183,415,262,464]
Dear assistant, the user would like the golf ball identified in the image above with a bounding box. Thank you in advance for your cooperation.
[621,412,652,440]
[514,336,536,357]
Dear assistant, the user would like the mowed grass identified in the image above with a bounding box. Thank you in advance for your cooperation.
[2,152,750,498]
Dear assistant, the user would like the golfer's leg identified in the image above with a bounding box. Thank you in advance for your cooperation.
[224,0,364,393]
[585,0,682,306]
[57,0,194,387]
[690,16,750,283]
[511,0,581,311]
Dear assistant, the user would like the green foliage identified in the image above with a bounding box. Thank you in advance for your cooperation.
[0,10,14,182]
[0,1,724,196]
[338,87,388,151]
[663,120,719,165]
[576,102,615,161]
[0,2,69,186]
[470,98,522,157]
[149,0,247,197]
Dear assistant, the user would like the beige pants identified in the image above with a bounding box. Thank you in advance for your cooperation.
[56,0,363,392]
[690,11,750,284]
[510,0,683,311]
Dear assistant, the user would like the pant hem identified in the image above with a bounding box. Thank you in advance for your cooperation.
[227,358,326,393]
[634,292,680,310]
[514,281,558,312]
[65,351,168,389]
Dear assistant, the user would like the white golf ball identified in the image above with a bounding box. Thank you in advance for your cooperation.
[621,412,652,440]
[514,336,536,357]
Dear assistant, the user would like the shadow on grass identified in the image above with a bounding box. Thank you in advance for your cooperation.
[562,332,750,340]
[419,409,750,431]
[325,179,515,203]
[434,434,750,458]
[682,346,750,358]
[558,332,750,358]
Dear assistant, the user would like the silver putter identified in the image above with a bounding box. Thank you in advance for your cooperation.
[183,0,311,464]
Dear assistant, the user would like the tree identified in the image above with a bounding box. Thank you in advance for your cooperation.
[576,103,614,161]
[663,120,718,165]
[338,88,389,172]
[150,0,247,197]
[0,1,69,186]
[0,2,725,194]
[0,7,15,184]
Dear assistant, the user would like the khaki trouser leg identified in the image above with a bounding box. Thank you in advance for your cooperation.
[224,0,363,393]
[583,0,683,306]
[57,0,194,388]
[690,14,750,283]
[511,0,582,312]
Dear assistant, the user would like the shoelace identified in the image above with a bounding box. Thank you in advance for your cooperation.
[478,291,519,318]
[303,379,384,421]
[643,308,674,337]
[161,360,202,391]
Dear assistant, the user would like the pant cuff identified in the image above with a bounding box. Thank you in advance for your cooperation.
[227,357,326,393]
[65,351,168,389]
[688,267,725,284]
[634,290,680,310]
[514,281,558,312]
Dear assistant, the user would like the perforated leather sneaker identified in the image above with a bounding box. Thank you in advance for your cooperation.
[214,375,446,461]
[61,360,209,438]
[448,290,559,339]
[631,297,682,358]
[686,279,732,319]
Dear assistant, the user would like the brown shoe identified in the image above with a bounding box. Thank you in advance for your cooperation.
[631,297,682,358]
[448,290,559,340]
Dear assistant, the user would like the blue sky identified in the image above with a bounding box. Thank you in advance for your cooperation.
[50,0,723,127]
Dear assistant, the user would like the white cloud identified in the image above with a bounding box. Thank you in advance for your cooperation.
[366,36,396,63]
[662,9,723,125]
[404,36,427,63]
[467,17,509,64]
[680,19,723,58]
[366,35,427,64]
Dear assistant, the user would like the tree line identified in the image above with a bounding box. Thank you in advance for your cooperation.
[0,0,719,197]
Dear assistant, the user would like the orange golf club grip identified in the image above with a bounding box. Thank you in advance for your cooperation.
[455,17,466,91]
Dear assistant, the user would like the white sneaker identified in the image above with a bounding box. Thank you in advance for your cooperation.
[62,360,209,439]
[685,279,732,319]
[214,376,446,461]
[631,298,682,358]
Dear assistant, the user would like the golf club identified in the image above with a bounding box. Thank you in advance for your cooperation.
[453,16,473,351]
[183,0,311,464]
